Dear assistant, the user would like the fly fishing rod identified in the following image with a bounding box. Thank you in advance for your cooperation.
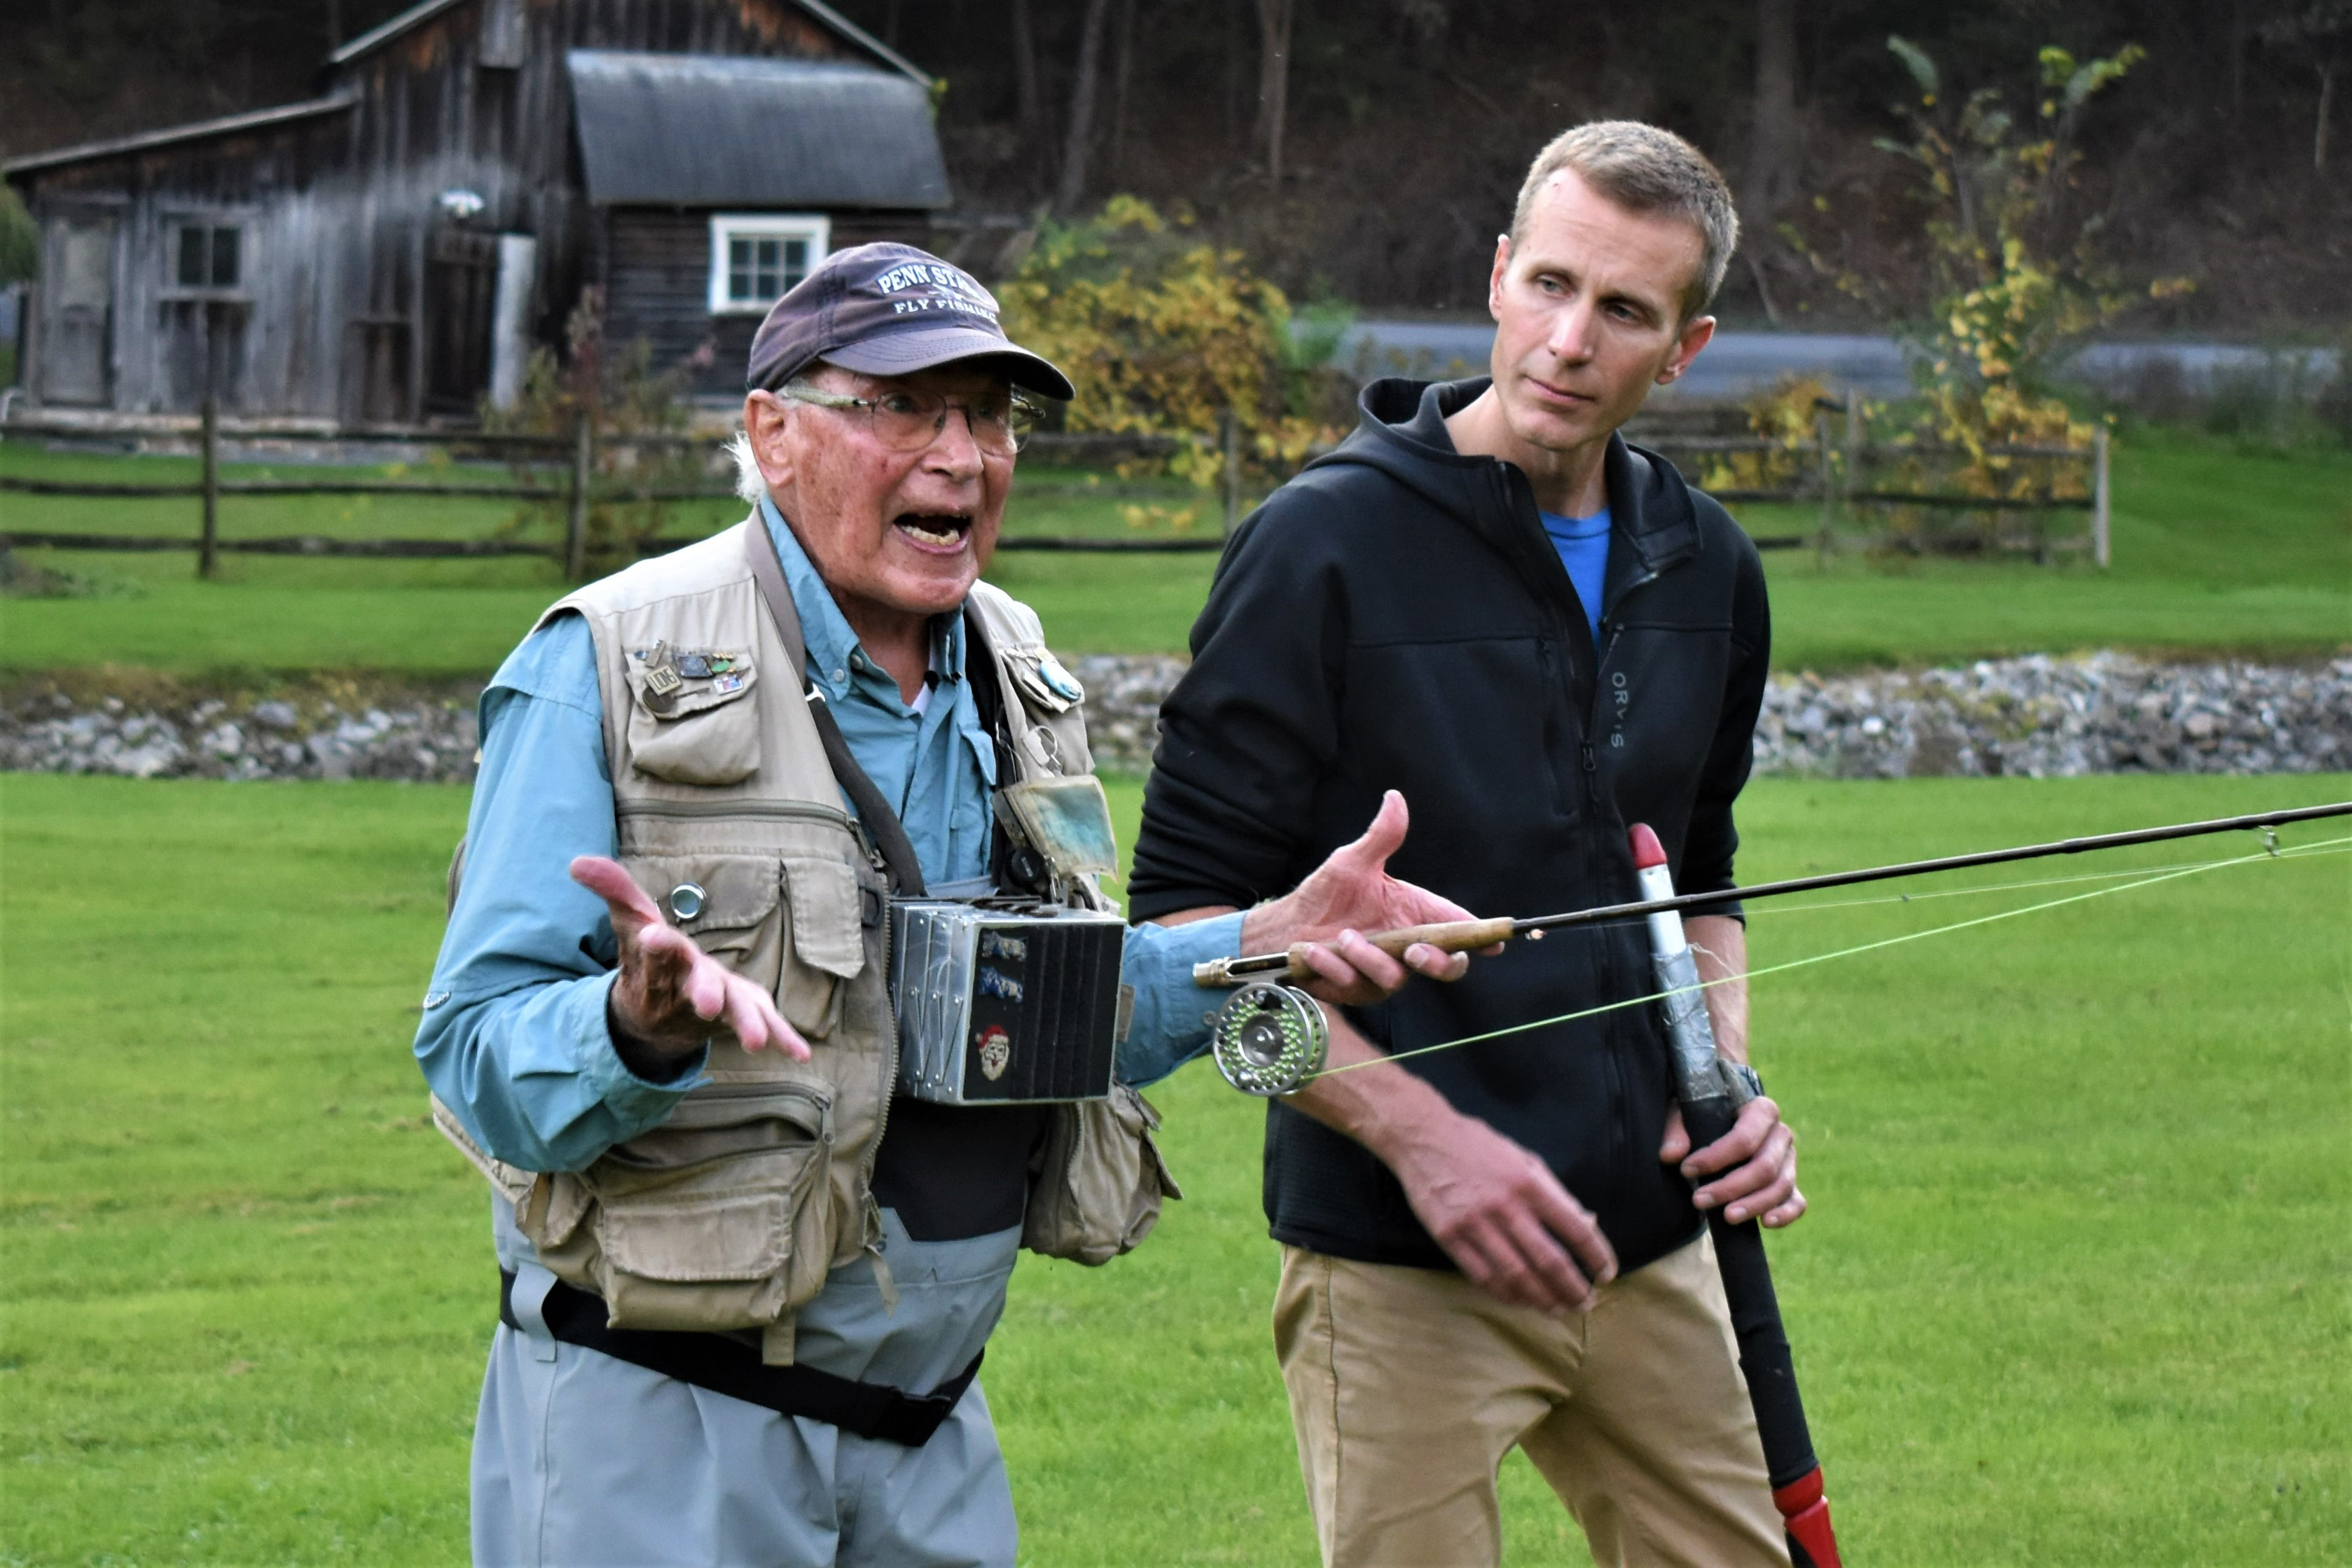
[1194,800,2352,991]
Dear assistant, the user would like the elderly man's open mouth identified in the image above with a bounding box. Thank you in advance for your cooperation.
[895,511,976,550]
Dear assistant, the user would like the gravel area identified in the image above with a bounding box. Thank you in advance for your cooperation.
[4,652,2345,784]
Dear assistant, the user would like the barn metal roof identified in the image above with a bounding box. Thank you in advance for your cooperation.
[331,0,929,88]
[566,52,950,209]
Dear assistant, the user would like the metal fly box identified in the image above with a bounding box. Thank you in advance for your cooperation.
[887,900,1127,1104]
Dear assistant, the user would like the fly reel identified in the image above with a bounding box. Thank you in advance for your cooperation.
[1210,982,1329,1097]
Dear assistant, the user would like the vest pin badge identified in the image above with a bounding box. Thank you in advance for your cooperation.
[677,653,713,679]
[976,1025,1012,1081]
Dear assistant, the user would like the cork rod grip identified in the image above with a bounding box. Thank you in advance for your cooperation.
[1280,915,1517,979]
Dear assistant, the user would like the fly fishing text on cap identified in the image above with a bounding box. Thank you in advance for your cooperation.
[745,242,1076,401]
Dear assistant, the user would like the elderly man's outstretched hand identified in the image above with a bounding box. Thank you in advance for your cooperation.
[570,856,810,1068]
[1241,791,1502,1008]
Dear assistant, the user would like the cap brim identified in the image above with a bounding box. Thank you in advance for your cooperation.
[824,326,1076,402]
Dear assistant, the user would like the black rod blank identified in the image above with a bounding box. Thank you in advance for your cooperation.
[1514,800,2352,937]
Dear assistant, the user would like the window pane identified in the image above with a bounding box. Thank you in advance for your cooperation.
[210,228,240,289]
[731,266,754,298]
[754,237,782,298]
[780,238,808,290]
[178,228,208,288]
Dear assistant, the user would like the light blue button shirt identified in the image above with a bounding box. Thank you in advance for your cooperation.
[416,508,1238,1174]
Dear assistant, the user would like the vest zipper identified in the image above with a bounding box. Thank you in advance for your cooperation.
[860,875,900,1307]
[616,799,855,827]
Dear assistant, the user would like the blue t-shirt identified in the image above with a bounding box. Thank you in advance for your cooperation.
[1540,507,1611,650]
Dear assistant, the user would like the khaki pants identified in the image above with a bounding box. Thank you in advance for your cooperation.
[1274,1233,1789,1568]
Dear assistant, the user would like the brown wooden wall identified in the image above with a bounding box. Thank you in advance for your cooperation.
[601,209,936,398]
[15,0,899,419]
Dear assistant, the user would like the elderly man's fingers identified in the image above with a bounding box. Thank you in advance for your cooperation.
[1331,929,1409,990]
[719,974,773,1053]
[683,952,731,1022]
[740,985,812,1062]
[1383,873,1479,926]
[1330,790,1411,877]
[1403,942,1472,982]
[1759,1188,1809,1229]
[570,856,665,937]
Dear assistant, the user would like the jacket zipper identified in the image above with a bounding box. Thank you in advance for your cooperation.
[1586,618,1628,1168]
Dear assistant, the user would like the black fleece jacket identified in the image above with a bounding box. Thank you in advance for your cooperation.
[1128,377,1772,1276]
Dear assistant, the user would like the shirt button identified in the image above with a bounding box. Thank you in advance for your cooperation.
[831,667,848,684]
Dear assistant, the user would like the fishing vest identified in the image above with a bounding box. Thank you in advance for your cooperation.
[434,519,1177,1362]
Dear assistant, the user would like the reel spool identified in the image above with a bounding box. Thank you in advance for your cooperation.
[1210,983,1329,1097]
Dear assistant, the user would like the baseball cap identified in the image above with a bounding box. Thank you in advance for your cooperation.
[745,242,1074,401]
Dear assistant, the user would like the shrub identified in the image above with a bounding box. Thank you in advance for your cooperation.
[481,289,707,574]
[1865,37,2176,551]
[997,197,1346,498]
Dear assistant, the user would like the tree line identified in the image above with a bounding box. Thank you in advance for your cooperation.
[2,1,2342,329]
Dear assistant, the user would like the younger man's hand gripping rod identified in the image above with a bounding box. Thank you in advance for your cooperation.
[1631,823,1841,1568]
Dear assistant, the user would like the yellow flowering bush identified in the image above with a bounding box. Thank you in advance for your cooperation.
[997,197,1341,495]
[1867,38,2185,546]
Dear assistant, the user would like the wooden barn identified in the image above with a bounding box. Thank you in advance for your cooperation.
[2,0,951,422]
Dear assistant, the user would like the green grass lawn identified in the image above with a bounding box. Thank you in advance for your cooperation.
[4,434,2344,675]
[4,770,2346,1564]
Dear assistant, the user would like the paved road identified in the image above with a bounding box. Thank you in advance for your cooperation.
[1333,320,2339,402]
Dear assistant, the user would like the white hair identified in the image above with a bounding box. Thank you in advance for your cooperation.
[726,429,770,506]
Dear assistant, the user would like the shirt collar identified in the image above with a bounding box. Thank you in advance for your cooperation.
[758,497,967,699]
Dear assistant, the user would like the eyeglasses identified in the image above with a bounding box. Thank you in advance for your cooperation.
[779,381,1039,456]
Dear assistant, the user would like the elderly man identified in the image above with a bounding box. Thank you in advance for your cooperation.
[1130,125,1803,1565]
[416,244,1475,1568]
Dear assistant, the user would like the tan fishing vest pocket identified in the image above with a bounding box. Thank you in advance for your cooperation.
[624,653,761,786]
[623,851,869,1041]
[1021,1084,1182,1265]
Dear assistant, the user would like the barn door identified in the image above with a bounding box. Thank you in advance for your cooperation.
[39,215,116,405]
[424,228,499,416]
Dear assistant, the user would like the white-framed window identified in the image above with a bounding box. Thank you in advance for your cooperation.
[707,214,830,315]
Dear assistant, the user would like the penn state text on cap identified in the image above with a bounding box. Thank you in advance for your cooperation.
[746,242,1075,402]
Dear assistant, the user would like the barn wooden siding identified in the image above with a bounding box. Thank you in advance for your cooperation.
[603,210,931,396]
[14,0,890,419]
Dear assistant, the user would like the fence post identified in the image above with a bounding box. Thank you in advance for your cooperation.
[2091,425,2111,569]
[1220,408,1241,536]
[565,415,593,581]
[1842,391,1860,506]
[198,396,220,579]
[1813,408,1835,564]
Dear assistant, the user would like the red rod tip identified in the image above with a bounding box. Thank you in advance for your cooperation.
[1628,823,1668,870]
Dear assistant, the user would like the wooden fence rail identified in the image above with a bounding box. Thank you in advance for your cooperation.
[1,404,2112,574]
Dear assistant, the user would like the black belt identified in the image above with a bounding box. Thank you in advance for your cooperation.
[499,1270,982,1447]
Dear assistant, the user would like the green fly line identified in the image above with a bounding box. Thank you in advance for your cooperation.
[1305,830,2352,1082]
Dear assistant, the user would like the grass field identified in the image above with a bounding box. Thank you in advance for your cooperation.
[4,434,2345,674]
[4,770,2346,1564]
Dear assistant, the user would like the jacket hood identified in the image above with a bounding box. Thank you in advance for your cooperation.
[1309,377,1705,595]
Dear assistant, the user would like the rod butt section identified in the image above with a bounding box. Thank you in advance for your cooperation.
[1773,1467,1841,1568]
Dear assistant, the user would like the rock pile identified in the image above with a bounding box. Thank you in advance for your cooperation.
[0,686,480,783]
[1752,653,2352,779]
[4,653,2344,783]
[1067,654,1189,774]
